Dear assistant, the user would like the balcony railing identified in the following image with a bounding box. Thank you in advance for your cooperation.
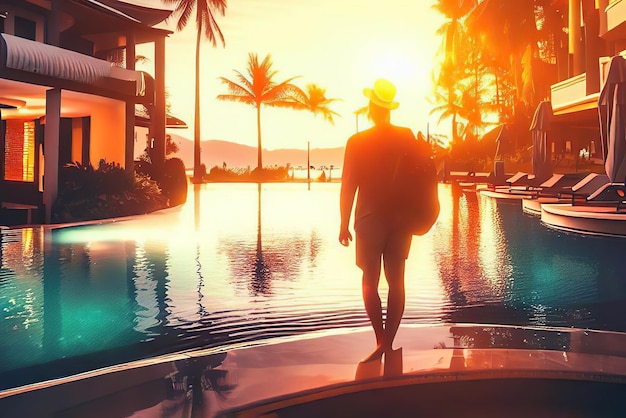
[606,0,626,35]
[551,73,589,112]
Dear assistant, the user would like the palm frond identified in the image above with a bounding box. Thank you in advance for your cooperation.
[218,77,255,103]
[261,77,303,103]
[216,94,256,106]
[261,99,306,110]
[232,70,254,93]
[165,0,226,46]
[171,0,194,32]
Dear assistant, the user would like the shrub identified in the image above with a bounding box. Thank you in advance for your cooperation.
[136,157,189,206]
[52,160,168,223]
[158,157,188,206]
[204,165,290,182]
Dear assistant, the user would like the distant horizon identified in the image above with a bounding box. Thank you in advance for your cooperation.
[166,131,346,151]
[149,131,347,170]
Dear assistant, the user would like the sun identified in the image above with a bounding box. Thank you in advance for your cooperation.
[360,38,428,89]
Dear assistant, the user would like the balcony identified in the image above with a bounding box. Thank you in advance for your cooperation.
[550,73,599,115]
[604,0,626,40]
[549,54,623,116]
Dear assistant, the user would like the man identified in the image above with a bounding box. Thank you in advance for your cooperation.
[339,78,416,370]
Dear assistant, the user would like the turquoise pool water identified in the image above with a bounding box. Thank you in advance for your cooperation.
[1,182,625,390]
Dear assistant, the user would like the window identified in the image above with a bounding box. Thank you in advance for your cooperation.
[14,16,36,41]
[0,7,44,42]
[4,120,35,182]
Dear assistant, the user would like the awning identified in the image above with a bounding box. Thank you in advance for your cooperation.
[135,104,188,129]
[97,0,173,26]
[0,33,145,96]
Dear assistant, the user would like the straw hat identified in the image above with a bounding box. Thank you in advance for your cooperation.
[363,78,399,110]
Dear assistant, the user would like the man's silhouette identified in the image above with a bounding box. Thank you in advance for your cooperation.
[339,78,415,367]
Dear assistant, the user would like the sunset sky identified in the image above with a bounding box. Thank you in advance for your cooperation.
[135,0,446,150]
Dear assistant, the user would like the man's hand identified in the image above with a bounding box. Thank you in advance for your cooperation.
[339,228,353,247]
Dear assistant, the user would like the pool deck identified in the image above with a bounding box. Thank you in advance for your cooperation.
[2,324,626,417]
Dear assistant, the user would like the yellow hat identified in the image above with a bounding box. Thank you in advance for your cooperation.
[363,78,399,110]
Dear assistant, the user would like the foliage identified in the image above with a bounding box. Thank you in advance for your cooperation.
[158,158,189,206]
[217,53,307,170]
[136,156,189,207]
[53,160,168,223]
[204,165,290,182]
[430,0,566,154]
[295,83,342,124]
[138,134,180,166]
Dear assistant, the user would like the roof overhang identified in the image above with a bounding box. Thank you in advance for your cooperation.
[60,0,173,44]
[135,104,188,129]
[552,94,600,131]
[97,0,173,27]
[552,93,599,116]
[0,33,145,97]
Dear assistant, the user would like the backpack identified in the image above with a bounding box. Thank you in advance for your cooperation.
[391,137,440,235]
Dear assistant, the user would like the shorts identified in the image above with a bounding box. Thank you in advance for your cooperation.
[355,214,412,271]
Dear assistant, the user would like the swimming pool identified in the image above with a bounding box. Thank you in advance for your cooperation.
[1,182,625,390]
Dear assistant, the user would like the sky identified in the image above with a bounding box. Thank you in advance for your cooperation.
[134,0,446,150]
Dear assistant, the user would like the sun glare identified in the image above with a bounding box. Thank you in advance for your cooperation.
[359,39,427,87]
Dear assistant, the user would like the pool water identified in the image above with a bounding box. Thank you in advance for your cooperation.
[1,182,625,390]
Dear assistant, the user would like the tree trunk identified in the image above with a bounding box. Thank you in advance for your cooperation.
[257,104,262,171]
[192,26,202,183]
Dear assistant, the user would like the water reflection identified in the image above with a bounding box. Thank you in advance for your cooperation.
[219,184,314,296]
[3,183,626,390]
[46,352,236,418]
[432,184,507,317]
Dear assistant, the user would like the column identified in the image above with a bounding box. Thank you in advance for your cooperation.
[569,0,584,76]
[43,88,61,223]
[151,35,166,166]
[126,32,137,171]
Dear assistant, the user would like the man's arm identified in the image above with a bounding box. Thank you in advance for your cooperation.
[339,139,357,246]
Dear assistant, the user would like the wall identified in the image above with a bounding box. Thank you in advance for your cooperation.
[88,98,126,168]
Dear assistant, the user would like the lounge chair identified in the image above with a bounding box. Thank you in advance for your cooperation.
[506,172,531,186]
[530,172,591,198]
[558,173,610,204]
[586,182,626,211]
[503,171,552,190]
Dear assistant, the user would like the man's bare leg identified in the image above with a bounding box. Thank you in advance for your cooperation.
[382,258,406,352]
[361,264,385,362]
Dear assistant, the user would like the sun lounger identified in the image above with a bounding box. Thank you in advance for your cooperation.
[530,172,591,198]
[586,182,626,209]
[504,171,553,190]
[506,172,530,185]
[556,173,610,204]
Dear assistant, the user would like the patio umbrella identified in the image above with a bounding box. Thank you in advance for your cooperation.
[494,124,509,160]
[598,55,626,184]
[529,100,553,181]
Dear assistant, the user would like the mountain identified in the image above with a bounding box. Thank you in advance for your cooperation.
[167,133,345,169]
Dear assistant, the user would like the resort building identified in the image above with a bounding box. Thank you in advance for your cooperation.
[550,0,626,164]
[0,0,172,223]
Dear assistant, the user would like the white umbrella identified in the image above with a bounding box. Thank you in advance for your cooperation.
[598,55,626,184]
[529,100,553,181]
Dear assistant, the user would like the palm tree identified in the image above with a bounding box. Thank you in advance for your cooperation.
[295,83,341,184]
[298,83,341,125]
[464,0,566,151]
[431,0,477,144]
[217,53,306,171]
[465,0,537,110]
[354,105,368,133]
[163,0,227,184]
